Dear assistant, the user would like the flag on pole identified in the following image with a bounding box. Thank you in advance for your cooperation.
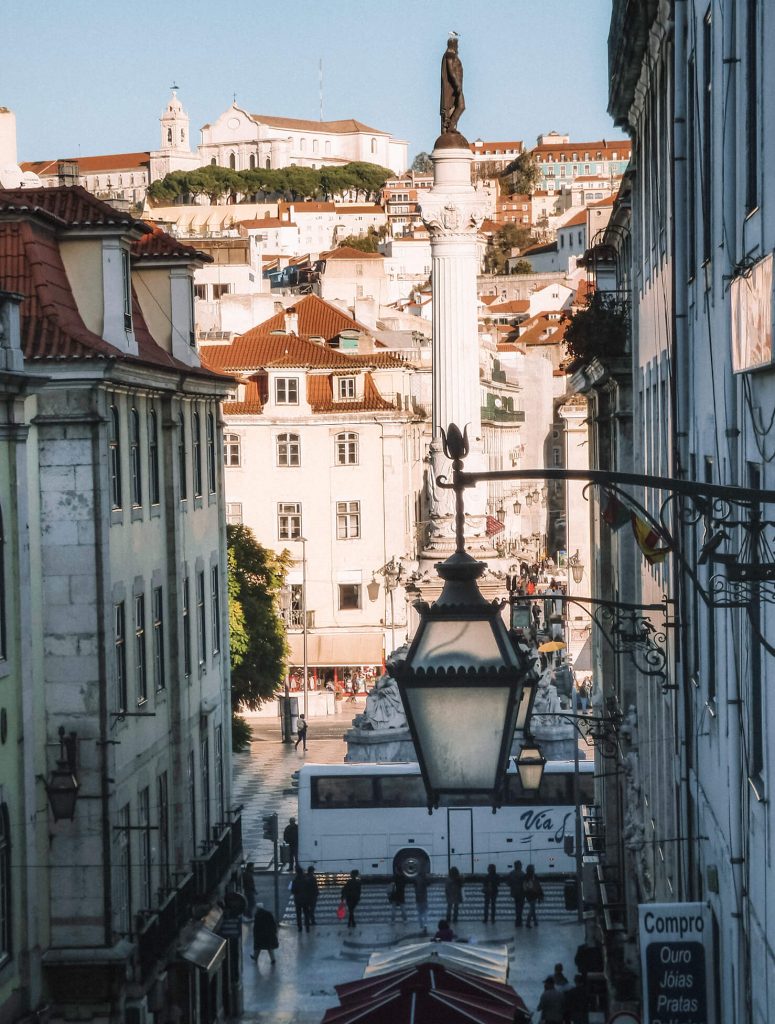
[630,512,671,564]
[602,490,630,530]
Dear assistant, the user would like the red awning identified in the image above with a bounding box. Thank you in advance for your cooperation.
[486,515,505,536]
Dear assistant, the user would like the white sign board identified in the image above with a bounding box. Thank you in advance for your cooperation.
[638,903,715,1024]
[731,252,773,372]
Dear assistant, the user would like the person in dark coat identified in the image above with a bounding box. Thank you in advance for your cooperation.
[524,863,544,928]
[250,904,278,964]
[505,860,525,927]
[445,866,464,923]
[389,869,407,924]
[283,817,298,872]
[291,866,312,932]
[482,863,500,923]
[563,974,590,1024]
[536,976,564,1023]
[341,869,362,929]
[294,714,308,751]
[306,865,319,925]
[434,918,456,941]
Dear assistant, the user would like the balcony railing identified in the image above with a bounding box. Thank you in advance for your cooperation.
[193,813,244,897]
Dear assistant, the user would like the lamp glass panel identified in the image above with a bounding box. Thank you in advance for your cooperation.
[412,618,502,669]
[405,686,512,791]
[515,684,533,730]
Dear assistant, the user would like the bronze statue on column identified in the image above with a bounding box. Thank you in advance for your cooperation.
[440,34,466,138]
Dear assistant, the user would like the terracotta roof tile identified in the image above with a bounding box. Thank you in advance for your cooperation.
[278,201,336,214]
[319,246,384,261]
[249,114,387,136]
[222,378,263,414]
[20,152,150,175]
[247,293,373,343]
[486,299,530,315]
[307,372,395,412]
[561,210,587,229]
[132,223,212,262]
[0,185,148,232]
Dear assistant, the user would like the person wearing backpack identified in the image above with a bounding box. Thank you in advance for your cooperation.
[482,863,500,923]
[524,863,544,928]
[388,869,408,924]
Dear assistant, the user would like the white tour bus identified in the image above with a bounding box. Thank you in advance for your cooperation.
[296,759,594,877]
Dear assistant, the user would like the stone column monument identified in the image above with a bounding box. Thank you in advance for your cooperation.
[420,36,492,559]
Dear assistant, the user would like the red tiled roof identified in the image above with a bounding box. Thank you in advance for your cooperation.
[249,114,387,135]
[20,152,151,175]
[240,217,297,229]
[334,205,384,214]
[246,294,373,344]
[561,210,587,229]
[486,299,530,315]
[222,378,263,415]
[588,193,618,207]
[133,223,212,262]
[307,373,395,412]
[279,201,336,214]
[522,241,557,256]
[516,311,568,347]
[319,246,384,261]
[0,185,147,232]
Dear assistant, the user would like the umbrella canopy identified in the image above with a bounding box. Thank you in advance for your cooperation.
[321,984,528,1024]
[537,639,566,652]
[336,961,525,1012]
[363,941,510,983]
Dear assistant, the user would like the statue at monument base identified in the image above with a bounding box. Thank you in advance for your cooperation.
[344,670,417,763]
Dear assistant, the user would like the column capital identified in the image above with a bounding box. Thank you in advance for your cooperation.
[420,195,489,243]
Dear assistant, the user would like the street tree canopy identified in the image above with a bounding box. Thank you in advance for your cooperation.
[227,525,292,746]
[411,151,433,174]
[484,223,536,275]
[501,151,541,196]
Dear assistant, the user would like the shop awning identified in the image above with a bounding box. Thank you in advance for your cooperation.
[179,925,227,974]
[287,632,384,668]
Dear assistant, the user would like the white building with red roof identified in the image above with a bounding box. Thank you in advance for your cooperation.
[201,294,430,678]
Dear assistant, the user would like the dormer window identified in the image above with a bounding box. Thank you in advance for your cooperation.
[121,249,132,331]
[275,377,299,404]
[338,377,356,400]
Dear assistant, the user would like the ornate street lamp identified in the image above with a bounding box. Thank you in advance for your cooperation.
[516,737,546,792]
[42,726,79,821]
[569,550,585,585]
[496,505,505,524]
[513,497,522,515]
[387,425,537,809]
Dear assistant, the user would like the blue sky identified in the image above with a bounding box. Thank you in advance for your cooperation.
[2,0,621,163]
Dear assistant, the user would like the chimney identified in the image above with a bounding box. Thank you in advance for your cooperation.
[284,309,298,334]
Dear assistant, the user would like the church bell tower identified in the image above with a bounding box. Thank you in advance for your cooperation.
[160,86,191,152]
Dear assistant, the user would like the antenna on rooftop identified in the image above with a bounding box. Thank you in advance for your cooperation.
[319,59,323,121]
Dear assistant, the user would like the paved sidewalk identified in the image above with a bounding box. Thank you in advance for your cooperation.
[234,709,585,1021]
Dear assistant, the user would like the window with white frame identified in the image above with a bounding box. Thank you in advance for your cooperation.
[182,577,192,677]
[153,587,165,690]
[275,377,299,404]
[139,787,152,907]
[211,566,221,654]
[338,583,361,610]
[336,431,358,465]
[276,432,300,466]
[148,409,160,505]
[337,377,356,400]
[278,502,302,540]
[206,413,217,493]
[109,405,122,510]
[225,502,243,525]
[223,432,241,467]
[336,500,360,539]
[130,407,142,507]
[135,594,147,705]
[115,601,127,712]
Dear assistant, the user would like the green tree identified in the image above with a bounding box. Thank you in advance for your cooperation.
[411,152,433,174]
[187,165,242,204]
[227,525,291,748]
[337,225,386,252]
[484,223,536,274]
[501,151,541,196]
[511,259,533,274]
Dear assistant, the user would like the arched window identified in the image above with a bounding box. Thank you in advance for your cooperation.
[180,129,185,142]
[249,153,256,170]
[206,412,217,493]
[266,158,271,170]
[312,139,319,154]
[325,140,331,154]
[167,128,172,143]
[148,409,160,505]
[335,431,359,465]
[223,432,241,467]
[178,411,188,500]
[109,404,122,509]
[229,152,236,170]
[0,804,10,960]
[130,407,142,507]
[210,157,216,166]
[371,138,377,154]
[300,138,306,152]
[276,432,300,467]
[192,411,202,497]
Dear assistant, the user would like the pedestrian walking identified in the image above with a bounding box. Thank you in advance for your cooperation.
[505,859,525,927]
[482,863,499,923]
[241,862,256,921]
[413,869,430,935]
[563,974,590,1024]
[291,865,312,932]
[536,976,565,1023]
[306,865,319,925]
[445,866,464,923]
[388,870,408,924]
[283,816,298,872]
[524,863,543,928]
[552,962,570,991]
[341,869,362,929]
[294,714,308,751]
[250,904,279,965]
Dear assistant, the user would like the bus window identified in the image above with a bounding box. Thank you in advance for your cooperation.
[504,773,570,805]
[311,775,375,808]
[378,775,428,807]
[578,771,594,804]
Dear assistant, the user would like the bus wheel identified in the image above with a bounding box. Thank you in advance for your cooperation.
[393,849,430,880]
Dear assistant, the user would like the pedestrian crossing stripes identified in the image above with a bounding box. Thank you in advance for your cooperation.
[281,875,573,927]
